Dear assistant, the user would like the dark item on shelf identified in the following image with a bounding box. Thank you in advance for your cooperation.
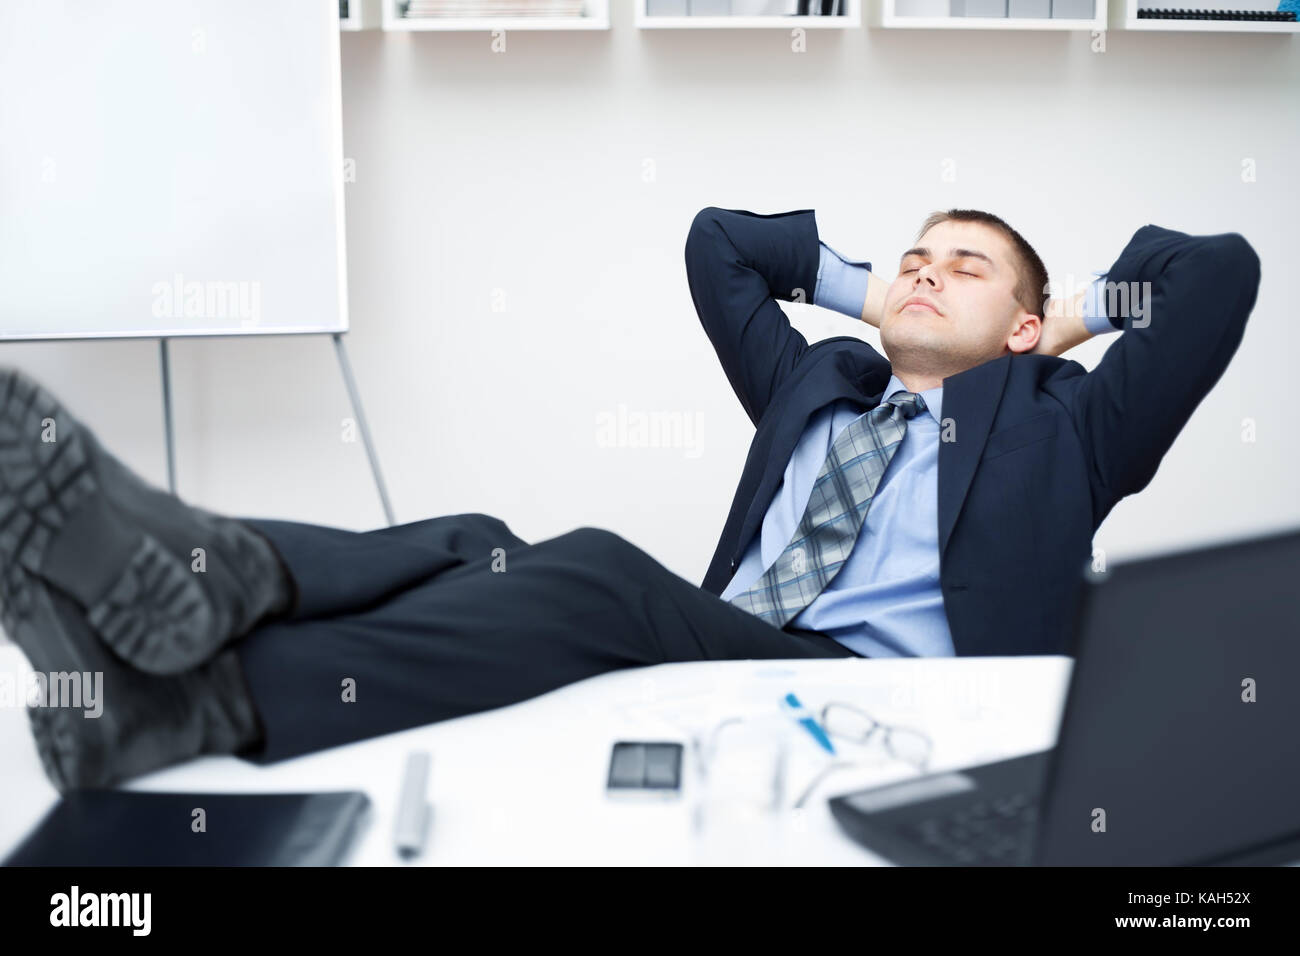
[797,0,847,13]
[1136,6,1296,17]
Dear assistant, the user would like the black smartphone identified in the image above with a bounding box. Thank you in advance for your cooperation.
[606,741,684,800]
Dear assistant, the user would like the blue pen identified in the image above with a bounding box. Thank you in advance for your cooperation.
[781,692,836,755]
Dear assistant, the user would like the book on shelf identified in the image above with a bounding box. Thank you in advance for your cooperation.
[400,0,587,18]
[1136,0,1296,19]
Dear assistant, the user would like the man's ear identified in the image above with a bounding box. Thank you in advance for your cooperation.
[1007,311,1041,355]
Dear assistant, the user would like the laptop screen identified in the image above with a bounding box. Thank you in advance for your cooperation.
[1035,528,1300,866]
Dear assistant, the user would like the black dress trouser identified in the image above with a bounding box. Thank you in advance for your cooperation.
[231,512,861,763]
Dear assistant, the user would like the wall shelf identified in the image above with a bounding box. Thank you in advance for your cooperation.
[361,0,1296,35]
[1118,0,1298,31]
[877,0,1106,29]
[382,0,610,31]
[636,1,862,29]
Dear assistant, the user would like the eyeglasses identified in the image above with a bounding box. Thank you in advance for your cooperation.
[789,701,933,809]
[689,702,933,811]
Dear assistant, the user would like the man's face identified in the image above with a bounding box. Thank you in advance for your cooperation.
[879,220,1040,380]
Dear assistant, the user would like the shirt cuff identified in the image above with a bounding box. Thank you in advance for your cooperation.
[1082,270,1120,335]
[814,241,872,320]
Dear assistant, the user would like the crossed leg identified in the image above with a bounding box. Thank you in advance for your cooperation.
[233,513,860,763]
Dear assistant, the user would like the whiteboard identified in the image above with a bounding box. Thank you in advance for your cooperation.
[0,0,348,340]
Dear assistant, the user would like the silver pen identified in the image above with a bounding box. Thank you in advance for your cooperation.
[394,750,432,861]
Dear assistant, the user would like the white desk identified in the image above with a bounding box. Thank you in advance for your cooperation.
[0,646,1072,865]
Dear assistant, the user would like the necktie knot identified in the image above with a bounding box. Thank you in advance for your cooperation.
[887,390,927,421]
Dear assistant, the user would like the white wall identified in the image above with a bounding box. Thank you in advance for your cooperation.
[9,3,1299,584]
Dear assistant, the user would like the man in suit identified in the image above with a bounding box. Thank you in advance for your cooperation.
[0,207,1260,791]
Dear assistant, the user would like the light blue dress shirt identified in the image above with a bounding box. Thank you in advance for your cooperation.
[719,242,1115,658]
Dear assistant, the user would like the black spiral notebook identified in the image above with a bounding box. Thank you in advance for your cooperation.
[1137,7,1296,17]
[2,790,372,867]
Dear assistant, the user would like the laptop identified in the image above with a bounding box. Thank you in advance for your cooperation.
[828,527,1300,866]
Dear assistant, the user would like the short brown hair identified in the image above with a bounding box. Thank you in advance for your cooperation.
[914,209,1049,320]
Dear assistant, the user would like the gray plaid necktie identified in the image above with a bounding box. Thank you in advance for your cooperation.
[729,390,927,629]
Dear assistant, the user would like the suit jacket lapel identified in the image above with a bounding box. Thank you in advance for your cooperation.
[937,353,1010,558]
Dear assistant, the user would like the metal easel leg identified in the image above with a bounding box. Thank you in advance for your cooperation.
[159,337,177,494]
[332,332,395,527]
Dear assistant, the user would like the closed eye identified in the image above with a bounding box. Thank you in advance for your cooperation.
[901,268,979,276]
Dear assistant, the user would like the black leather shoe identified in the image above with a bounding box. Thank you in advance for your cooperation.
[3,560,264,793]
[0,367,293,675]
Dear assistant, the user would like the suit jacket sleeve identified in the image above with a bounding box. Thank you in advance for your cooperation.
[684,206,822,427]
[1068,224,1262,525]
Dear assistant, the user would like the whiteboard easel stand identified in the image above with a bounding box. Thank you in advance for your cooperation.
[150,334,393,525]
[151,333,394,527]
[0,330,402,529]
[329,331,395,526]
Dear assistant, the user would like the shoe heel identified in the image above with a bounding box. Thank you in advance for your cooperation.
[85,534,216,675]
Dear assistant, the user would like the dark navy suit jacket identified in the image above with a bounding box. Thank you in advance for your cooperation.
[684,207,1261,656]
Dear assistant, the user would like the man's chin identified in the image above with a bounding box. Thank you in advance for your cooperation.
[881,327,945,361]
[881,334,984,380]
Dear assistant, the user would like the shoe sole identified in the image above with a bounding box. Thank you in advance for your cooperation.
[0,368,218,675]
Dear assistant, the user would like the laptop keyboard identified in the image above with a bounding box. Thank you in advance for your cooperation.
[901,792,1039,866]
